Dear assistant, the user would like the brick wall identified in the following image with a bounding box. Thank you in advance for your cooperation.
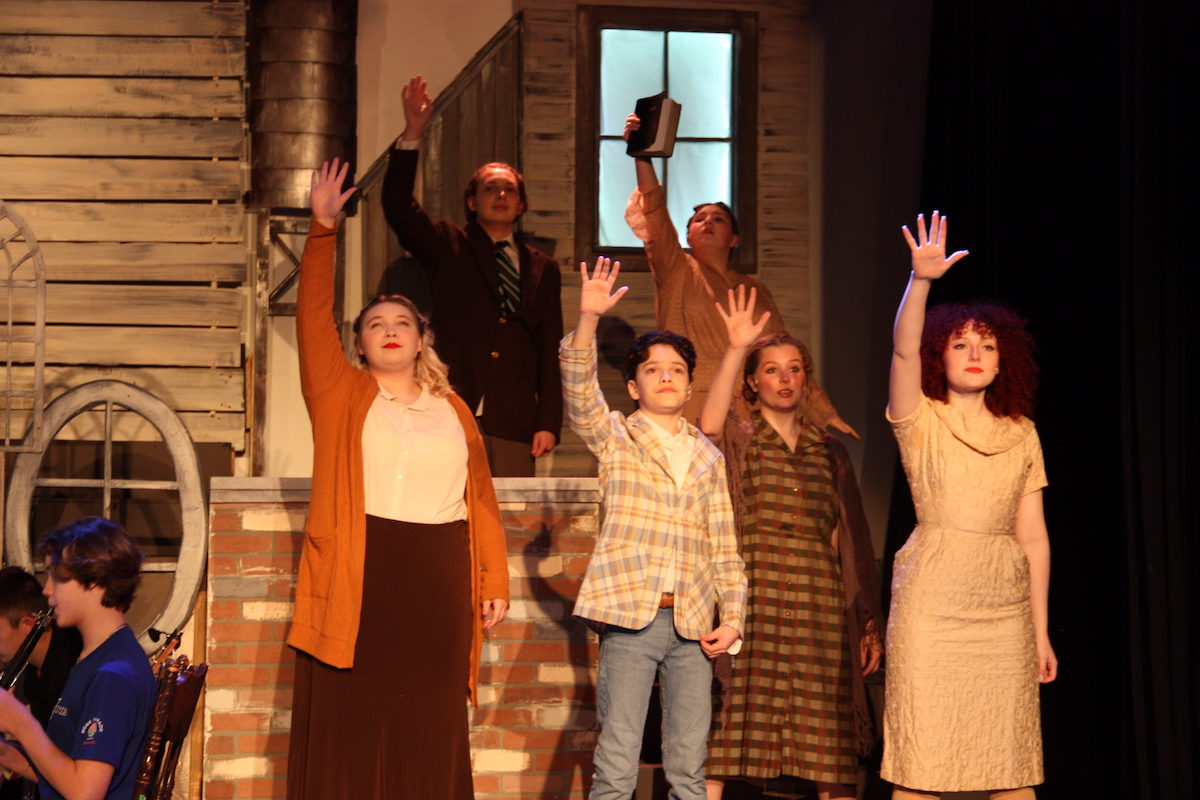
[205,477,602,800]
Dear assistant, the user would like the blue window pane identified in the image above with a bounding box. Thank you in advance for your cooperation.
[599,140,666,248]
[600,29,664,137]
[665,142,732,248]
[667,32,732,138]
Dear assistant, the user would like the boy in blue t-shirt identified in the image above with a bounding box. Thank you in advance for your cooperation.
[0,518,155,800]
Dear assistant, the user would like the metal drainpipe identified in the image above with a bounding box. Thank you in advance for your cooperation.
[248,0,358,213]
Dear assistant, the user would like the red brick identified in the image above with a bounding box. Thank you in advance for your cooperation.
[487,621,534,640]
[209,621,275,643]
[208,555,241,576]
[210,533,274,554]
[500,773,566,794]
[238,733,291,754]
[209,712,268,732]
[270,577,297,598]
[207,665,271,687]
[501,685,565,705]
[505,532,548,555]
[274,531,304,554]
[566,641,600,663]
[477,663,535,684]
[536,750,593,772]
[549,535,596,555]
[469,729,501,749]
[241,554,299,575]
[275,664,295,686]
[569,771,593,791]
[502,729,565,750]
[205,780,235,800]
[504,513,567,533]
[242,686,293,708]
[563,557,592,576]
[564,685,596,704]
[534,577,582,598]
[503,642,564,662]
[471,706,532,727]
[209,599,241,621]
[240,641,290,664]
[472,774,500,795]
[207,643,238,665]
[566,730,598,750]
[210,512,242,532]
[206,734,236,755]
[237,778,287,799]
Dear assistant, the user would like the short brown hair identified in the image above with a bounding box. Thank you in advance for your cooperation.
[39,517,143,613]
[0,566,47,626]
[462,162,527,222]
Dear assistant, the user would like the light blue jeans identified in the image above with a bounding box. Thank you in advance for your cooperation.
[589,608,713,800]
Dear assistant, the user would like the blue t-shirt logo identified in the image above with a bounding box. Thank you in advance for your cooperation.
[80,717,104,744]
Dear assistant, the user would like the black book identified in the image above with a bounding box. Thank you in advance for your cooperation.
[626,92,682,158]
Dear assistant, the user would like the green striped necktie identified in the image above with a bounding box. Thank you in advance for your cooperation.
[495,240,520,315]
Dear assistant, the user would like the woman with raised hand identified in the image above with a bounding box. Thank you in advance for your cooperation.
[699,285,883,800]
[623,113,856,437]
[286,159,509,800]
[881,212,1056,799]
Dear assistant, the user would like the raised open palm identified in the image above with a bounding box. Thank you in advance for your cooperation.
[579,257,628,316]
[716,284,770,350]
[903,211,968,280]
[310,158,356,226]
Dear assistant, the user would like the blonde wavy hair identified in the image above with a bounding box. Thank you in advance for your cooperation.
[352,294,452,398]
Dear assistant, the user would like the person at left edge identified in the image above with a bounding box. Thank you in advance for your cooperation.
[381,74,564,476]
[0,517,155,800]
[0,566,83,800]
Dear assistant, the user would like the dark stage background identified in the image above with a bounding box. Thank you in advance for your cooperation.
[820,0,1198,797]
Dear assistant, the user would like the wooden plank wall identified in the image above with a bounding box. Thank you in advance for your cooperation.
[0,0,248,449]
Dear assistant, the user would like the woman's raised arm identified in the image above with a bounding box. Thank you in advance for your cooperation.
[888,211,968,419]
[311,158,357,228]
[698,285,769,439]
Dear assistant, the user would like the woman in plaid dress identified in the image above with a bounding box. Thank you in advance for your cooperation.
[699,287,884,800]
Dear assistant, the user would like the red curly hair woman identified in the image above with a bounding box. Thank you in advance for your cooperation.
[881,212,1057,800]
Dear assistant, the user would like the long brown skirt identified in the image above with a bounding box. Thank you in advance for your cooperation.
[287,515,474,800]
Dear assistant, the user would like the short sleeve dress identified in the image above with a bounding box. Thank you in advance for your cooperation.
[881,396,1048,792]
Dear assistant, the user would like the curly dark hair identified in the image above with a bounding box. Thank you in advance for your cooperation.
[623,331,697,382]
[39,517,144,613]
[742,333,813,405]
[920,302,1038,419]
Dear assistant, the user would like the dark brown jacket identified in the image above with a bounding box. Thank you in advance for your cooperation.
[381,148,563,444]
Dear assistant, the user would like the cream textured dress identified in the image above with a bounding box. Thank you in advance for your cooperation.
[881,395,1048,792]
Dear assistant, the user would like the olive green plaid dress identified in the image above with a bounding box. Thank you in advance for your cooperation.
[708,413,858,786]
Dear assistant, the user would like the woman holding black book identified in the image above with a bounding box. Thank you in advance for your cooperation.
[622,114,856,438]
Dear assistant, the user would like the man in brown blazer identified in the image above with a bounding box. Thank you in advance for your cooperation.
[381,75,563,476]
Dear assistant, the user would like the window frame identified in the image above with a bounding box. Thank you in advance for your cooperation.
[575,6,759,273]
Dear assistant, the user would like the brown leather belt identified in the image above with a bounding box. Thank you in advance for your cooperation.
[659,592,675,608]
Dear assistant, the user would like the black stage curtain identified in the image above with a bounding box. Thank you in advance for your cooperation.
[881,0,1199,796]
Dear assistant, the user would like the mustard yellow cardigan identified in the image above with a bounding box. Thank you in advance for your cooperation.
[287,219,509,704]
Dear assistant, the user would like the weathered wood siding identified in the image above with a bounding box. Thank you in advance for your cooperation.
[0,0,248,448]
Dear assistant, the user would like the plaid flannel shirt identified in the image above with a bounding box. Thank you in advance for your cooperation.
[560,335,747,639]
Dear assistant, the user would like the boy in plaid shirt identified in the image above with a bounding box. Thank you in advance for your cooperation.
[560,258,747,800]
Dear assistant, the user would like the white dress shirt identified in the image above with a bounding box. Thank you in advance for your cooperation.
[362,385,468,523]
